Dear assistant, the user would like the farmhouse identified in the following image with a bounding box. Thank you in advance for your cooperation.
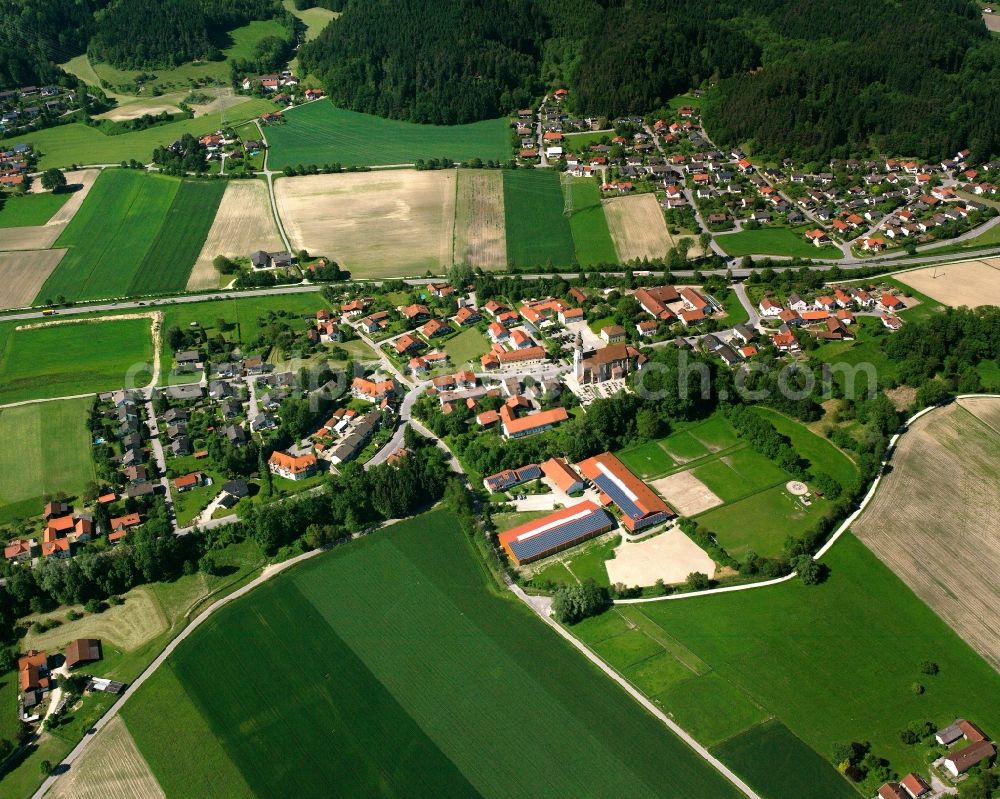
[899,773,931,798]
[18,650,49,693]
[635,287,679,321]
[498,501,616,565]
[878,785,908,799]
[4,538,37,563]
[576,452,674,532]
[943,741,995,777]
[484,463,542,493]
[268,451,318,481]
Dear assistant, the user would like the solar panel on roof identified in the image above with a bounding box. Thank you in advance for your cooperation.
[509,510,613,561]
[594,474,644,519]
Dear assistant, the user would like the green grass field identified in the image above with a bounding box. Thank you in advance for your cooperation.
[661,430,711,462]
[0,317,153,404]
[503,169,576,268]
[0,191,70,227]
[754,407,859,486]
[266,102,511,168]
[19,99,276,170]
[122,509,743,799]
[38,171,223,302]
[566,177,617,265]
[716,225,844,259]
[618,440,676,478]
[714,721,856,799]
[442,327,489,366]
[0,398,95,523]
[627,534,1000,776]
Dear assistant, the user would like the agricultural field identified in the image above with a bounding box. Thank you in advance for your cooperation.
[603,193,674,262]
[38,170,224,302]
[716,225,843,259]
[625,534,1000,778]
[854,398,1000,670]
[452,169,507,268]
[894,258,1000,308]
[118,510,743,799]
[1,169,101,251]
[266,103,511,168]
[275,170,456,277]
[0,250,67,311]
[503,169,575,268]
[188,179,284,290]
[0,316,154,404]
[0,398,95,524]
[0,191,70,227]
[20,99,275,170]
[566,177,617,266]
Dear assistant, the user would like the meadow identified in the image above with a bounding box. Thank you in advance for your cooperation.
[0,317,154,404]
[0,398,95,524]
[121,509,744,799]
[0,191,70,228]
[753,406,858,486]
[38,171,223,302]
[503,169,576,268]
[266,103,511,168]
[20,99,275,170]
[442,327,490,366]
[716,225,844,259]
[566,177,617,265]
[627,534,1000,777]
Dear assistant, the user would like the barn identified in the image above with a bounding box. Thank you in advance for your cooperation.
[498,501,615,565]
[576,452,674,532]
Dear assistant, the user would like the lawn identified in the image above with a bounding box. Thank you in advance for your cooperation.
[266,102,510,168]
[39,170,222,302]
[976,358,1000,390]
[0,317,154,404]
[629,534,1000,777]
[618,440,676,478]
[716,225,843,259]
[503,169,576,268]
[0,398,95,523]
[121,509,743,799]
[713,721,856,799]
[0,191,70,228]
[810,316,899,398]
[561,130,614,152]
[754,407,858,487]
[443,327,489,366]
[693,483,826,558]
[660,429,711,462]
[686,414,741,451]
[566,177,617,265]
[19,98,276,169]
[719,289,750,326]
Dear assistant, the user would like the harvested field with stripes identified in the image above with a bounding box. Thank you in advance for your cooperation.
[453,170,506,269]
[0,249,66,310]
[854,397,1000,670]
[895,258,1000,308]
[188,180,283,289]
[604,193,673,262]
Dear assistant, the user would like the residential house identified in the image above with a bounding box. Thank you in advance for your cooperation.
[268,451,318,481]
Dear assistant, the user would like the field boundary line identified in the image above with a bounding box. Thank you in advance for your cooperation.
[508,582,763,799]
[617,394,1000,604]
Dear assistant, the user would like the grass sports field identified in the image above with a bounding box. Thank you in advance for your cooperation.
[503,169,575,268]
[21,99,275,170]
[0,317,154,404]
[0,398,94,523]
[120,509,743,799]
[716,225,844,259]
[38,170,225,302]
[575,534,1000,794]
[275,171,455,277]
[855,398,1000,670]
[266,103,511,168]
[566,177,617,266]
[0,191,70,227]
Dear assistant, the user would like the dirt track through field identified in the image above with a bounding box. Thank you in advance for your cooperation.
[0,249,67,310]
[1,169,101,250]
[853,398,1000,670]
[188,180,283,290]
[896,259,1000,308]
[453,170,506,268]
[274,170,456,277]
[46,716,165,799]
[604,193,673,262]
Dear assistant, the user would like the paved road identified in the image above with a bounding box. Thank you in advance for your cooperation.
[733,283,760,328]
[507,582,763,799]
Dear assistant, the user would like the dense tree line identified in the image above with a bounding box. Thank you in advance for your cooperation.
[0,0,101,88]
[88,0,282,70]
[298,0,547,124]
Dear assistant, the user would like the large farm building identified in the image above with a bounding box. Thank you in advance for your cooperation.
[577,452,675,532]
[499,501,615,565]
